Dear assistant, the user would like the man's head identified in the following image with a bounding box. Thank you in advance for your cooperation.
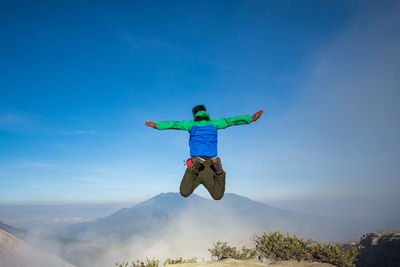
[192,105,206,117]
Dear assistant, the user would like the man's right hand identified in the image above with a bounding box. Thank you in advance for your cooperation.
[145,120,158,129]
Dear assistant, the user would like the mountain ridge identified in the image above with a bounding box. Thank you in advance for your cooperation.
[54,192,340,243]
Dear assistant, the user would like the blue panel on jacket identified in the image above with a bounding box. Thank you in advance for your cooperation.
[189,124,218,157]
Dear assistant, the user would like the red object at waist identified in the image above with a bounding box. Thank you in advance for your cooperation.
[186,157,193,167]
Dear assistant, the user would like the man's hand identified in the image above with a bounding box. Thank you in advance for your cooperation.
[251,110,264,122]
[145,120,158,129]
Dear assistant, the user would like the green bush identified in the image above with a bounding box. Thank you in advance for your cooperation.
[163,257,198,265]
[209,231,358,267]
[310,242,358,267]
[115,258,159,267]
[253,231,358,266]
[253,231,313,261]
[208,241,256,260]
[115,257,198,267]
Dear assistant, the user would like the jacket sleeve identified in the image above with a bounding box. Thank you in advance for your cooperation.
[213,115,252,130]
[156,120,193,130]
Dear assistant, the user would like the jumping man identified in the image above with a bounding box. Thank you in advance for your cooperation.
[145,105,263,200]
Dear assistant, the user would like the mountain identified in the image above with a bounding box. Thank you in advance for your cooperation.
[0,228,76,267]
[55,192,199,242]
[54,192,368,243]
[56,193,400,244]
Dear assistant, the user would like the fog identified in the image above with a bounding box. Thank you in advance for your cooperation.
[0,203,133,231]
[99,212,255,264]
[302,1,400,217]
[11,203,259,267]
[5,193,398,267]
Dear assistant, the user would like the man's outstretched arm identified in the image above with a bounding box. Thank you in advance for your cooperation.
[213,110,264,129]
[145,120,192,130]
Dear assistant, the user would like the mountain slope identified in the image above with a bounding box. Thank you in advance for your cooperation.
[0,220,110,267]
[55,192,198,242]
[55,193,330,242]
[0,229,76,267]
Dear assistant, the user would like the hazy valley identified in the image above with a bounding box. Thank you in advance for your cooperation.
[1,193,399,267]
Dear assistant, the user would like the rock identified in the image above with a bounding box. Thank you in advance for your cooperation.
[355,229,400,267]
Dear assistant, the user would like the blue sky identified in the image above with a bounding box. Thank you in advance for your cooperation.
[1,1,399,217]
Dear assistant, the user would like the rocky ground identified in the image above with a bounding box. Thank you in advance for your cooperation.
[171,259,335,267]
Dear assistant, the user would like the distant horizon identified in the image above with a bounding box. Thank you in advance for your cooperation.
[1,191,399,221]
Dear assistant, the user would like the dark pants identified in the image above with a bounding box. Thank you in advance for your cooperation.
[180,158,226,200]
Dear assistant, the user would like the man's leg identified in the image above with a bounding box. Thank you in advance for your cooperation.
[180,167,200,198]
[201,161,226,200]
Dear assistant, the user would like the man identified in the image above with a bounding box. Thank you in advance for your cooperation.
[145,105,263,200]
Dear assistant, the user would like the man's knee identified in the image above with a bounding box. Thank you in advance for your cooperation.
[180,187,192,198]
[180,180,194,198]
[180,168,197,198]
[210,183,225,200]
[211,191,224,200]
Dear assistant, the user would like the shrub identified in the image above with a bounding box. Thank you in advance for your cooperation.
[208,241,256,260]
[253,231,313,261]
[115,257,198,267]
[209,231,359,267]
[163,257,198,265]
[310,242,358,267]
[115,258,159,267]
[253,231,358,267]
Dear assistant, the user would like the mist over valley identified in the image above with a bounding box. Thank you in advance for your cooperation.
[1,193,399,267]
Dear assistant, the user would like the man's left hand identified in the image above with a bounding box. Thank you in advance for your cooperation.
[251,110,264,122]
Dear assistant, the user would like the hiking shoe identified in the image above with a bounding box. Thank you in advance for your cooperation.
[211,156,224,175]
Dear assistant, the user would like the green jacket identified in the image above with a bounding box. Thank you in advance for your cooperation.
[156,111,252,130]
